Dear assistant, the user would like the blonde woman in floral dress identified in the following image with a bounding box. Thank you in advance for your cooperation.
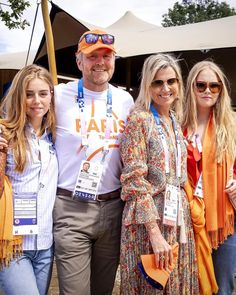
[120,54,199,295]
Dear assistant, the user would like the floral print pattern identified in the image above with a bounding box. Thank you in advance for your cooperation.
[120,110,199,295]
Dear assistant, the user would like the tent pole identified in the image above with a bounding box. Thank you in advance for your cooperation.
[41,0,58,85]
[126,57,131,92]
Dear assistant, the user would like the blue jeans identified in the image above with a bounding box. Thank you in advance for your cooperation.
[212,217,236,295]
[0,246,54,295]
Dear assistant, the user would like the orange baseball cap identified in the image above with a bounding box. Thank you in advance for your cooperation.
[77,29,116,55]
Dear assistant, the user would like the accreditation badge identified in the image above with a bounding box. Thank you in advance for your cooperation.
[163,184,178,227]
[73,160,103,201]
[13,192,38,235]
[194,173,203,198]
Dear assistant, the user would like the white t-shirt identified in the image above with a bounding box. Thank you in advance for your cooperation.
[54,80,134,194]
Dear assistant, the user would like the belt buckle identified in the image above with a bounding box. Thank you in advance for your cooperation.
[96,194,105,202]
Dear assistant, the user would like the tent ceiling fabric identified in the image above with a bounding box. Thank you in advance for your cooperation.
[107,10,161,31]
[0,50,36,70]
[34,2,236,60]
[31,2,236,104]
[107,12,236,57]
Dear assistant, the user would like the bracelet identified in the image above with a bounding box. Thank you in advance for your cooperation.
[145,221,158,232]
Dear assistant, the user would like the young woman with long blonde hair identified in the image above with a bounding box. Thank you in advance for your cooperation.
[0,64,58,295]
[183,60,236,295]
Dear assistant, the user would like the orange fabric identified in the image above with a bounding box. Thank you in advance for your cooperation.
[0,176,22,268]
[140,243,179,288]
[77,29,116,54]
[202,116,234,248]
[184,114,235,294]
[184,181,218,295]
[0,150,6,197]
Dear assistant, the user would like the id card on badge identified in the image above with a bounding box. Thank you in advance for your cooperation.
[163,184,178,227]
[194,173,203,198]
[73,160,103,201]
[13,192,38,235]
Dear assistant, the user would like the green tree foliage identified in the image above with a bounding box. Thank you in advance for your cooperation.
[162,0,236,27]
[0,0,30,29]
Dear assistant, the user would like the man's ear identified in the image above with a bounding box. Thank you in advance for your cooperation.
[76,55,83,71]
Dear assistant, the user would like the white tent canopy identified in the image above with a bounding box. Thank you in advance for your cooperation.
[107,11,236,57]
[34,3,236,60]
[0,50,36,70]
[1,4,236,104]
[1,6,236,67]
[107,10,160,32]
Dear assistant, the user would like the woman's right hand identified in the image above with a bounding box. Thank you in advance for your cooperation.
[145,222,173,270]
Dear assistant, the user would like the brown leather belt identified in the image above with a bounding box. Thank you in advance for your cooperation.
[56,187,121,202]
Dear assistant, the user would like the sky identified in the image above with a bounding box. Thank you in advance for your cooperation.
[0,0,236,53]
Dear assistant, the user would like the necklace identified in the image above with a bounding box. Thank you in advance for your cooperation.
[161,117,176,146]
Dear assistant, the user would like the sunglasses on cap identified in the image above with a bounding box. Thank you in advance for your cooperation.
[151,78,178,87]
[79,33,115,45]
[195,81,222,94]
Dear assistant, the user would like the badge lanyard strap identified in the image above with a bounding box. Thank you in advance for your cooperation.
[189,132,202,153]
[30,132,54,192]
[150,103,181,178]
[77,79,112,162]
[188,132,203,186]
[150,104,184,237]
[170,112,181,179]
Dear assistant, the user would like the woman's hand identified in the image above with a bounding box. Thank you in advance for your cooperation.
[225,179,236,210]
[145,222,173,270]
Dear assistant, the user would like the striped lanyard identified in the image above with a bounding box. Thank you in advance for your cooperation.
[150,103,181,178]
[77,79,112,161]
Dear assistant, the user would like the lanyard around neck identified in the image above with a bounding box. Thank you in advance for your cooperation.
[77,79,113,159]
[150,103,181,178]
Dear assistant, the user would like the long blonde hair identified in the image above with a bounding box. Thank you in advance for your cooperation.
[0,64,56,172]
[182,60,236,163]
[134,53,184,121]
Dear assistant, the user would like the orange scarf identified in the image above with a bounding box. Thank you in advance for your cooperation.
[202,115,234,249]
[0,176,22,268]
[184,181,218,295]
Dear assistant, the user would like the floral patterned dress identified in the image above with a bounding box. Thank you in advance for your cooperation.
[120,110,199,295]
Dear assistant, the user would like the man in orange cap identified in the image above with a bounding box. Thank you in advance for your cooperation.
[53,29,134,295]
